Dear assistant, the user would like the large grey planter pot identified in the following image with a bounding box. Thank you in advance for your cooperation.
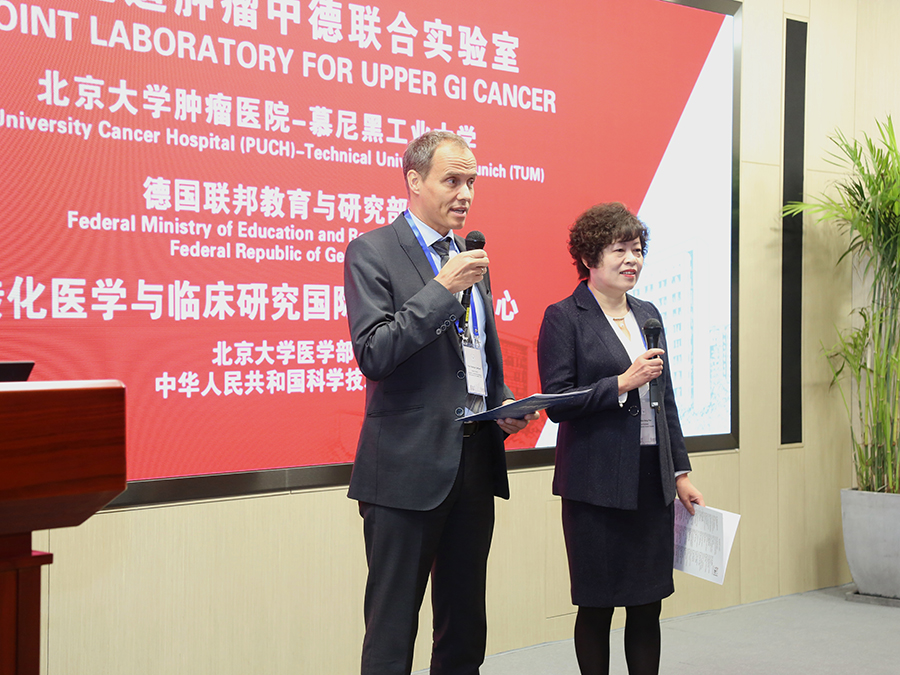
[841,488,900,599]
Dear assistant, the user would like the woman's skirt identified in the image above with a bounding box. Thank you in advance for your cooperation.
[561,445,675,608]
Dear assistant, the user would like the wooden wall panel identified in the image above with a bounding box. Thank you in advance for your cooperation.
[737,159,784,604]
[740,0,786,166]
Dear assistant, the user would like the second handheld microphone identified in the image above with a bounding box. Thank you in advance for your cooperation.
[642,318,662,408]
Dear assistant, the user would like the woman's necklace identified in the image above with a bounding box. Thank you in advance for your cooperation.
[587,282,631,338]
[609,314,631,340]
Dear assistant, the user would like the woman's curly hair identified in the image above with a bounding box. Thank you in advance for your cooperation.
[568,202,649,280]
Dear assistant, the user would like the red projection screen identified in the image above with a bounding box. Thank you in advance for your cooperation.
[0,0,739,503]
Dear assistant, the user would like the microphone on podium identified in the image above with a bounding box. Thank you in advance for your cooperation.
[642,318,662,408]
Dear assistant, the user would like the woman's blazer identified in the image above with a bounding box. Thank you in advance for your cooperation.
[537,281,691,510]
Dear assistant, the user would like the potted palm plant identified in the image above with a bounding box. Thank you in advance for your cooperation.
[784,117,900,600]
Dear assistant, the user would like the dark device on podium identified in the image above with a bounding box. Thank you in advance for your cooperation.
[0,361,34,382]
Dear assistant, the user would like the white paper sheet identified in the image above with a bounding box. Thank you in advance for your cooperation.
[673,502,740,585]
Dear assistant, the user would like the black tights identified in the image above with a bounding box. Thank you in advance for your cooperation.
[573,601,661,675]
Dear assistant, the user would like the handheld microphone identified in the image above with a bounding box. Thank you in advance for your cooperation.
[642,318,662,408]
[460,231,485,335]
[464,230,486,252]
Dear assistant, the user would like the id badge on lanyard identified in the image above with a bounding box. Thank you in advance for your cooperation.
[463,337,487,397]
[462,297,486,397]
[640,389,657,445]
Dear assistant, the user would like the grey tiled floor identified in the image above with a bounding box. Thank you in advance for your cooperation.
[417,585,900,674]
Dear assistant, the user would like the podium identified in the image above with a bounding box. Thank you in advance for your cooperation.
[0,381,126,675]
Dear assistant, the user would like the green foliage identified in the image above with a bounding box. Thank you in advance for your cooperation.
[784,117,900,493]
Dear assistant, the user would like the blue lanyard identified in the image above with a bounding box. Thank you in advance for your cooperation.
[467,290,480,341]
[408,214,442,275]
[407,214,480,340]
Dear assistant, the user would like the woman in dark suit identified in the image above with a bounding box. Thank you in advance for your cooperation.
[537,203,703,675]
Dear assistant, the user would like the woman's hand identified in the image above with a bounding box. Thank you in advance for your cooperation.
[675,474,705,515]
[617,348,665,395]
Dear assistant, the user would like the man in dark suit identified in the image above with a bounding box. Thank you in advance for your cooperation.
[343,130,535,675]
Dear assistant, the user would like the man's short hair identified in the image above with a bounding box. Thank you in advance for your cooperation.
[402,131,471,193]
[568,202,649,280]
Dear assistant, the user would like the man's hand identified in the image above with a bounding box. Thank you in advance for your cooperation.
[495,399,539,435]
[435,250,489,295]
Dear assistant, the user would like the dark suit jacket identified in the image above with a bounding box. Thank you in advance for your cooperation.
[343,214,513,511]
[537,282,691,510]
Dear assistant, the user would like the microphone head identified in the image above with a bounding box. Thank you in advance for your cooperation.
[642,318,662,334]
[642,318,662,348]
[465,230,486,251]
